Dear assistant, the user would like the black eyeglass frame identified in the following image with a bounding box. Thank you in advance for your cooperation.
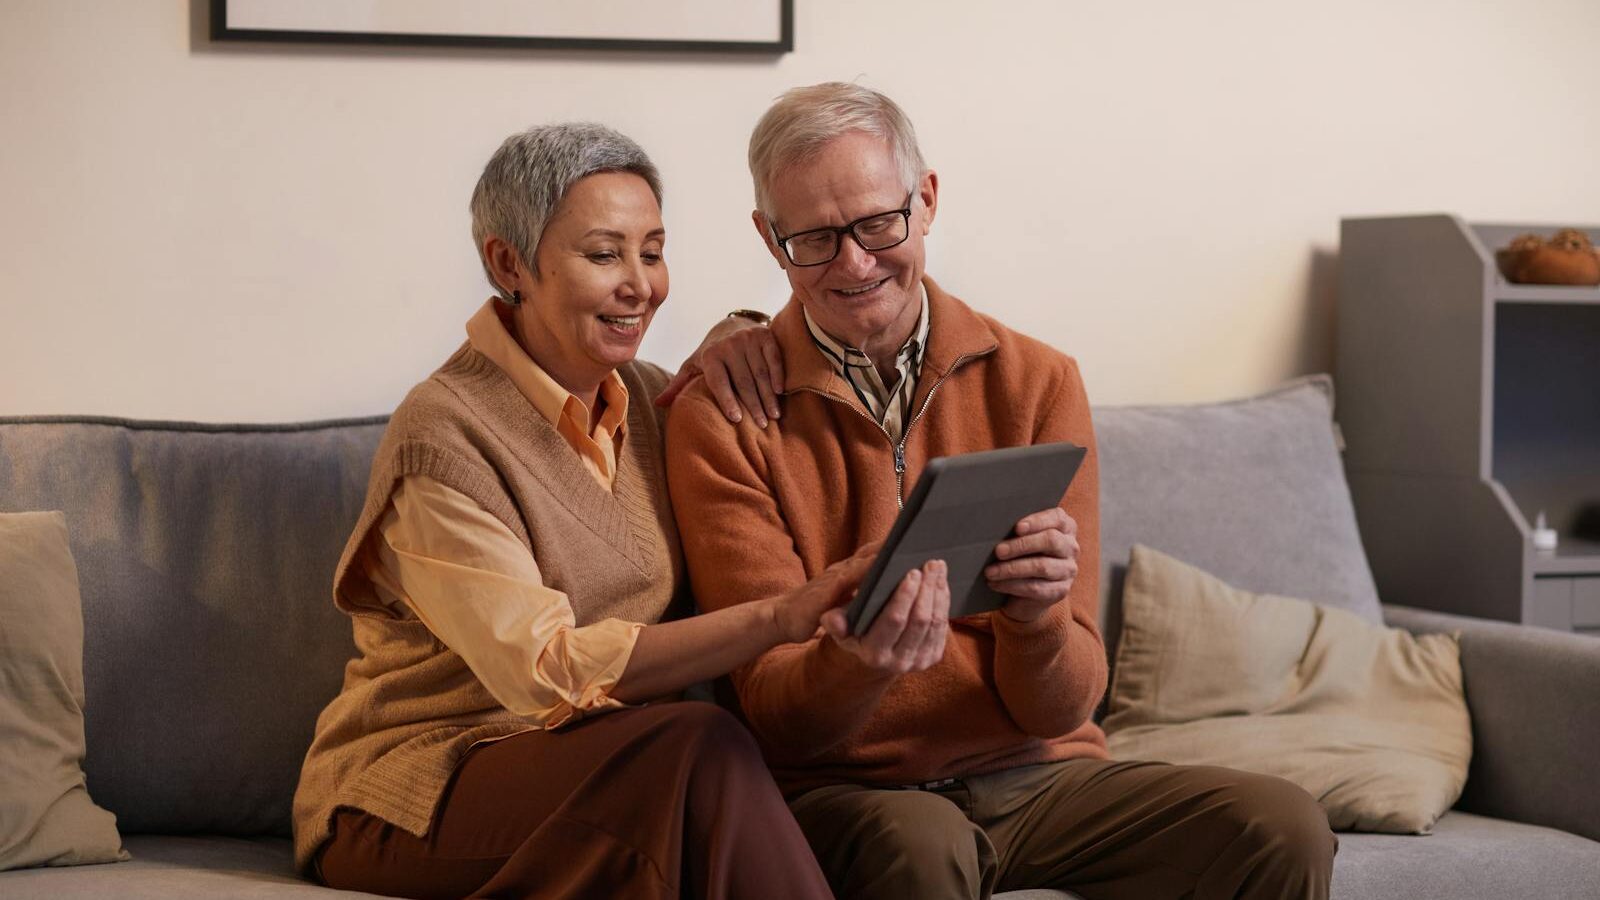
[768,192,915,267]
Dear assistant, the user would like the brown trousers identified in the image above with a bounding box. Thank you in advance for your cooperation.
[316,702,834,900]
[789,758,1336,900]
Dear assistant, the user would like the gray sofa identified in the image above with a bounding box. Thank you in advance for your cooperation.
[2,377,1597,899]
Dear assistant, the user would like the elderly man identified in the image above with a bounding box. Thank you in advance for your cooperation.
[665,82,1336,900]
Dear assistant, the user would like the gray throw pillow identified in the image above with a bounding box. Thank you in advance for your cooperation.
[1095,375,1383,626]
[0,511,129,870]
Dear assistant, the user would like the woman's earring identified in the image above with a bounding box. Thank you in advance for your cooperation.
[508,289,523,307]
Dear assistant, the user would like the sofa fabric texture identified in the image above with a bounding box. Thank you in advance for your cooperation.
[0,835,389,899]
[1103,545,1470,834]
[1383,604,1600,845]
[0,511,129,870]
[1093,375,1384,634]
[0,813,1591,900]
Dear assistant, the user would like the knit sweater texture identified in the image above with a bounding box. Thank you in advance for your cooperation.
[291,343,686,872]
[665,278,1108,795]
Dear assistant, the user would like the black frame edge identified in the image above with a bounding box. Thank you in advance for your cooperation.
[209,0,793,55]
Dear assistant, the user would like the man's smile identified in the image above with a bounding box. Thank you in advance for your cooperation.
[834,277,891,298]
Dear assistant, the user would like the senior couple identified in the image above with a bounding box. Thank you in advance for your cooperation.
[292,83,1336,900]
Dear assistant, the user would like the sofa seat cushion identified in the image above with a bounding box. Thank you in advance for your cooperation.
[1332,811,1600,899]
[0,835,386,899]
[4,819,1595,900]
[7,818,1597,900]
[0,835,1085,899]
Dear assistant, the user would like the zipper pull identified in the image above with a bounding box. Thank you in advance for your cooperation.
[894,445,906,474]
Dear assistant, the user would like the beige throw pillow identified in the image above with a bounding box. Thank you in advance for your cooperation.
[0,511,129,869]
[1103,545,1471,834]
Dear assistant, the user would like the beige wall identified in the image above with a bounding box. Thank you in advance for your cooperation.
[3,0,1599,420]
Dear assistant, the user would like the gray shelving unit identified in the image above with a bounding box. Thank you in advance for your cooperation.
[1338,214,1600,634]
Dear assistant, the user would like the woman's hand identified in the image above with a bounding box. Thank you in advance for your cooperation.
[618,543,878,704]
[656,316,785,427]
[821,559,950,674]
[767,543,879,644]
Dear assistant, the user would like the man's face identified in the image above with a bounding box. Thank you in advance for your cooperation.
[755,131,937,353]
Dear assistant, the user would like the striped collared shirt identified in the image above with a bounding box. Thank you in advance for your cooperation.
[803,289,931,442]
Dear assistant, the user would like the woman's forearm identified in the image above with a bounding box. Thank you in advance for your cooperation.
[610,598,785,704]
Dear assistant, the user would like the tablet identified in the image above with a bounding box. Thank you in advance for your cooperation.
[844,441,1087,636]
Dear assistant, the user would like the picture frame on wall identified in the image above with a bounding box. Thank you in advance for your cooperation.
[210,0,793,54]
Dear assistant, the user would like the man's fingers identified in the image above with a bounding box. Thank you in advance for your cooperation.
[864,567,921,657]
[821,608,851,642]
[889,565,939,661]
[994,528,1074,561]
[760,334,786,398]
[1014,506,1072,537]
[985,554,1074,582]
[914,562,951,669]
[986,577,1073,603]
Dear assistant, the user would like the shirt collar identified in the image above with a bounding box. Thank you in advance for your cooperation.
[772,276,1000,402]
[464,299,629,438]
[802,285,930,381]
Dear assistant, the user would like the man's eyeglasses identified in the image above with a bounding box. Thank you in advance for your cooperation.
[769,193,914,267]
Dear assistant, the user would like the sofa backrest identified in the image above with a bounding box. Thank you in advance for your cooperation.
[0,416,387,838]
[1093,375,1384,648]
[0,377,1380,838]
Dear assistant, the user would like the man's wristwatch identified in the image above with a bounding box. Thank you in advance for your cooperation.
[725,308,773,326]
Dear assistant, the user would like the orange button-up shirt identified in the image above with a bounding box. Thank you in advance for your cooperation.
[357,299,643,728]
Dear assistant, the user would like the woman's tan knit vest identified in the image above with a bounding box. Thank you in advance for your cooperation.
[291,343,688,872]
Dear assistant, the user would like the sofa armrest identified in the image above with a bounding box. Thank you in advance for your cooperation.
[1383,604,1600,842]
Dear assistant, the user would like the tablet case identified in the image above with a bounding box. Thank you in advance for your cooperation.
[844,441,1087,635]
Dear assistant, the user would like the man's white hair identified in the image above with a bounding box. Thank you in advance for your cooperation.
[747,82,926,223]
[469,122,662,300]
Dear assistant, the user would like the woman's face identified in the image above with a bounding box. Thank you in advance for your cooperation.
[512,171,667,392]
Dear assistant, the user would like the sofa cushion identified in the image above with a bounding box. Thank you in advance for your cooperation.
[0,835,1078,900]
[1,817,1591,900]
[1093,376,1383,642]
[0,511,129,870]
[0,835,386,899]
[1103,546,1470,834]
[1331,811,1600,899]
[0,417,388,837]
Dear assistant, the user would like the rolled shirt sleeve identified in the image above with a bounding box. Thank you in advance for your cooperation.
[362,474,643,728]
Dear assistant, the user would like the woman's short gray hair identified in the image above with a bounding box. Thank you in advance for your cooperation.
[469,122,662,300]
[747,82,926,220]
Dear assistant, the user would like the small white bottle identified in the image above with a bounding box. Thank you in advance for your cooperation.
[1532,511,1559,553]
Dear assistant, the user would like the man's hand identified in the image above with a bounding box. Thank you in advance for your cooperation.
[985,507,1079,624]
[820,559,950,674]
[656,316,785,427]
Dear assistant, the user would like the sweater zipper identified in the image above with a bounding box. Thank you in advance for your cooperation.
[890,350,987,508]
[790,346,995,510]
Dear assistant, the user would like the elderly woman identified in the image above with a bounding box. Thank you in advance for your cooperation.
[290,123,950,899]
